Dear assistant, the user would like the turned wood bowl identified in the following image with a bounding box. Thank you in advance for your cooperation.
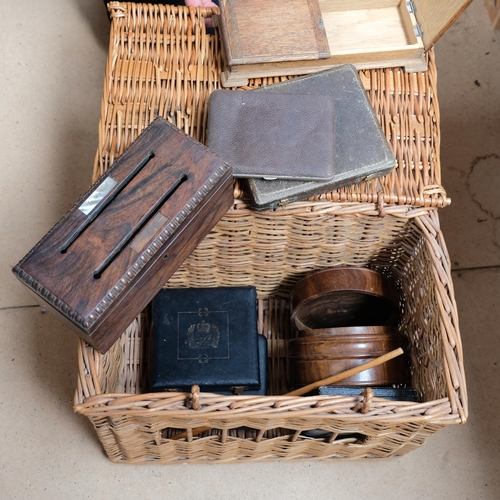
[296,325,400,339]
[289,325,409,388]
[290,267,400,330]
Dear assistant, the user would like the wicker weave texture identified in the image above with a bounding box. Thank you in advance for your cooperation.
[73,3,467,464]
[74,209,467,463]
[94,2,446,208]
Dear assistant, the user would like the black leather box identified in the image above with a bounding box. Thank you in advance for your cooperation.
[149,286,261,393]
[319,386,418,402]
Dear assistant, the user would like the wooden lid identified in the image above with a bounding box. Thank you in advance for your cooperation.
[413,0,472,50]
[218,0,330,65]
[290,267,400,330]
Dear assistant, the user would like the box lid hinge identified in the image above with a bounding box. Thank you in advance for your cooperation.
[406,1,416,14]
[407,1,424,39]
[413,23,423,38]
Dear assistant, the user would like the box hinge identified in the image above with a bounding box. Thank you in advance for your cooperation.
[406,2,423,39]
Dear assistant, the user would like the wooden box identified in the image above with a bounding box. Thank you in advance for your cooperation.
[218,0,472,87]
[12,117,233,353]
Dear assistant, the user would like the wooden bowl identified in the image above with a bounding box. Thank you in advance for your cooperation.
[290,267,399,330]
[289,336,404,358]
[290,354,410,388]
[289,325,409,388]
[296,325,400,339]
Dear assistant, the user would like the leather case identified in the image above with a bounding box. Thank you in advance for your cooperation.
[247,65,396,210]
[148,286,261,393]
[214,333,268,396]
[12,117,234,353]
[207,90,336,181]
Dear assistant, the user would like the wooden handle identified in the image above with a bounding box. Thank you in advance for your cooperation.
[284,347,404,397]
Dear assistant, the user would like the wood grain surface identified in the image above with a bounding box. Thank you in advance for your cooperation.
[13,117,233,353]
[291,267,400,330]
[218,0,330,65]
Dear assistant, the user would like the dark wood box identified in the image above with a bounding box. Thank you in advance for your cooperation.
[12,117,233,353]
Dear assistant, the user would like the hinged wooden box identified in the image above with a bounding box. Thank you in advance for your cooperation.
[218,0,472,87]
[12,117,233,353]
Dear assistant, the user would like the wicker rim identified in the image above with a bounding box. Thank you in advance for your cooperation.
[74,207,468,425]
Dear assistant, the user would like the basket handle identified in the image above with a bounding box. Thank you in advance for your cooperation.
[186,384,201,410]
[354,387,374,414]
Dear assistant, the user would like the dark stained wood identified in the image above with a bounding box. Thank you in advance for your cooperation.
[289,326,409,388]
[12,117,233,353]
[291,267,400,330]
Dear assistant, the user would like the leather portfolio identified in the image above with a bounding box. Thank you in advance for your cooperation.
[207,90,336,181]
[148,286,262,393]
[319,386,418,402]
[247,65,396,210]
[12,117,234,353]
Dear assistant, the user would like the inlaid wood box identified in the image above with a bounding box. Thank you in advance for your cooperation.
[218,0,472,87]
[12,117,233,353]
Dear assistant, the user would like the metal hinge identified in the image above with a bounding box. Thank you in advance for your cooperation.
[407,1,423,38]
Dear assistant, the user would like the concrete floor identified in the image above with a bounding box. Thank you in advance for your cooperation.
[1,0,499,498]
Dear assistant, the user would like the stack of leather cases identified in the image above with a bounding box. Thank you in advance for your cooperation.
[247,64,396,210]
[148,286,267,395]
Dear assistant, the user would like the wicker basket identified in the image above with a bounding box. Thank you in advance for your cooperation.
[73,3,467,463]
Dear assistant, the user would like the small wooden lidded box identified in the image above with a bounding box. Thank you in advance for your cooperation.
[12,117,233,353]
[218,0,472,87]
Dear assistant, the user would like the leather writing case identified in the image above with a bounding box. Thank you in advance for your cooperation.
[207,90,336,181]
[12,117,233,353]
[247,65,396,210]
[148,286,261,393]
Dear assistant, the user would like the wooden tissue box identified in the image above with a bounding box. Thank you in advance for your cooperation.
[12,117,233,353]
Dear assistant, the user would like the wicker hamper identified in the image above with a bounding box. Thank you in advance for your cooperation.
[73,3,467,463]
